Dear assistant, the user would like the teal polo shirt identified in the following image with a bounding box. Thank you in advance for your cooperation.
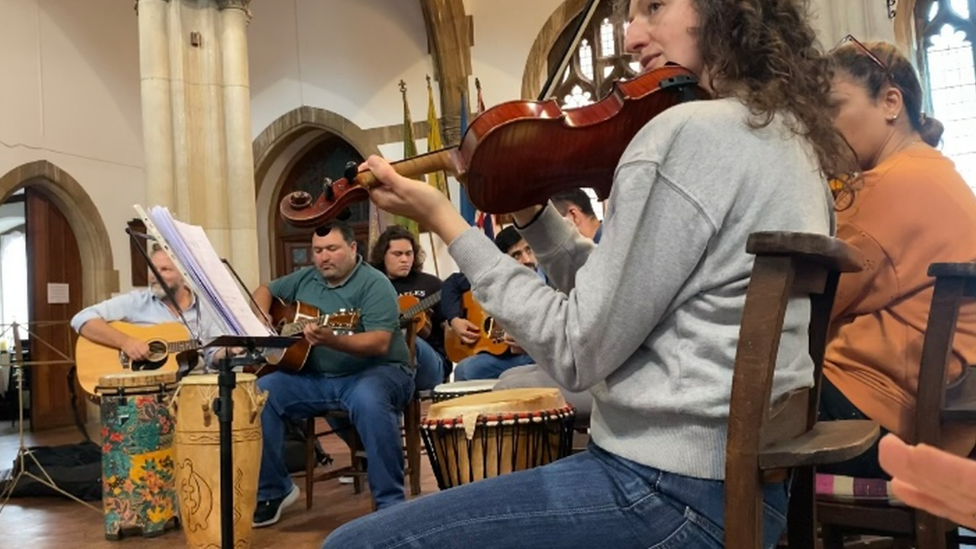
[268,259,409,376]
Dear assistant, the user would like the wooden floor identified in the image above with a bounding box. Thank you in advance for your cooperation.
[0,418,440,549]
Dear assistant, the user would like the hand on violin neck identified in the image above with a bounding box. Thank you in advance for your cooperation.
[365,155,469,244]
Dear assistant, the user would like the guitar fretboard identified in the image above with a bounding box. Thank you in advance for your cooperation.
[167,340,200,352]
[401,291,442,320]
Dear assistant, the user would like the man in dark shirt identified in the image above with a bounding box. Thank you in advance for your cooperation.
[369,225,449,390]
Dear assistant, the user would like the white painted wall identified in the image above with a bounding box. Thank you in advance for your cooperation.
[0,0,144,295]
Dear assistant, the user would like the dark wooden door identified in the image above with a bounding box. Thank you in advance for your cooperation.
[25,187,84,431]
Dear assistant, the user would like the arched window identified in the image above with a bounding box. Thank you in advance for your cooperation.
[917,0,976,188]
[548,0,638,110]
[546,0,629,218]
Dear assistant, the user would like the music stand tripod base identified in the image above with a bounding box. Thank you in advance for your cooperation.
[204,335,294,549]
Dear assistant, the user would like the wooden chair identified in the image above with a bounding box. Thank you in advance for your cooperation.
[300,324,424,509]
[816,263,976,549]
[724,232,881,549]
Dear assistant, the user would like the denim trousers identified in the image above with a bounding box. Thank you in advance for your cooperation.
[413,338,448,391]
[454,352,535,381]
[322,442,788,548]
[256,365,414,509]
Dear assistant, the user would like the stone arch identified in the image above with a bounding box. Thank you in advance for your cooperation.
[0,160,117,306]
[252,107,383,280]
[521,0,589,99]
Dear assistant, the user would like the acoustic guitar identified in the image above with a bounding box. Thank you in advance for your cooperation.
[76,321,200,396]
[443,291,509,363]
[397,290,442,331]
[260,298,361,375]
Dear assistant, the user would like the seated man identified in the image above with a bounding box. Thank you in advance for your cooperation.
[248,220,413,527]
[442,227,536,381]
[71,244,213,376]
[551,188,602,243]
[369,225,449,390]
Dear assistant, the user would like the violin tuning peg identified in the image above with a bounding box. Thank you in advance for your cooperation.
[344,161,358,182]
[322,177,334,202]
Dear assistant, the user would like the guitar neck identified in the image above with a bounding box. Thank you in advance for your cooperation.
[167,340,199,353]
[291,314,333,332]
[402,291,442,319]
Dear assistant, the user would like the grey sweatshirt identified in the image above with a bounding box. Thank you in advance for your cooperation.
[449,97,835,480]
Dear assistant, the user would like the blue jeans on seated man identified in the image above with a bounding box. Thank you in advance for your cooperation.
[413,338,448,391]
[322,442,789,549]
[454,351,534,381]
[257,364,414,510]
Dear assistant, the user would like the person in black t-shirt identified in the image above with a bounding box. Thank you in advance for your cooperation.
[370,225,449,389]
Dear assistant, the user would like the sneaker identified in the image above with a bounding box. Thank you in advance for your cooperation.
[253,483,300,528]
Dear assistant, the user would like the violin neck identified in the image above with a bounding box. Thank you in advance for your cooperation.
[355,149,462,189]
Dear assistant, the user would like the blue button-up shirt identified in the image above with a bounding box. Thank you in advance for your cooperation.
[70,289,217,343]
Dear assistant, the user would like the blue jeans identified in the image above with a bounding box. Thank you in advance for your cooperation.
[257,365,414,509]
[454,352,534,381]
[413,338,448,391]
[323,443,788,549]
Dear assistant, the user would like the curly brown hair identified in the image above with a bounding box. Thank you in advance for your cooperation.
[369,225,425,275]
[614,0,856,179]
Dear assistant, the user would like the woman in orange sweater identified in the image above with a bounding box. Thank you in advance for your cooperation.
[821,38,976,478]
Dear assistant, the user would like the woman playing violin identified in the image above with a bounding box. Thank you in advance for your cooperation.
[324,1,853,548]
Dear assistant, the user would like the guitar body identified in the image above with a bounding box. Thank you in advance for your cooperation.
[398,294,428,332]
[76,321,194,396]
[266,298,319,374]
[444,292,508,363]
[256,299,362,377]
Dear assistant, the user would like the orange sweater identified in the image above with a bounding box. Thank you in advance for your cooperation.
[824,145,976,456]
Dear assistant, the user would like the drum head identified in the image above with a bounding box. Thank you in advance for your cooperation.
[97,371,177,392]
[426,387,568,421]
[177,372,257,385]
[432,379,498,395]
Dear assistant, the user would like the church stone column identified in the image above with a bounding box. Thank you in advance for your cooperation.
[136,0,260,289]
[218,0,260,289]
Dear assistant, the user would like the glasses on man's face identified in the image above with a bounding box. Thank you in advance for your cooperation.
[835,34,891,76]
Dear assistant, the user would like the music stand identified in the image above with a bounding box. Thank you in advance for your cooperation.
[205,335,294,549]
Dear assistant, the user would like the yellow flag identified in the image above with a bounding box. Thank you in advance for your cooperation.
[426,75,450,198]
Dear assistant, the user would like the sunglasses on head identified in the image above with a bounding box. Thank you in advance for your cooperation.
[835,34,891,76]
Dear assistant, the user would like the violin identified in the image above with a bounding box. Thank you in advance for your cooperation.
[279,64,708,228]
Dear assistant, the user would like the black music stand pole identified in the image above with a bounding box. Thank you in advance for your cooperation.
[207,335,295,549]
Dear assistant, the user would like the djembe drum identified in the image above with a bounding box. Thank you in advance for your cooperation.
[170,373,267,549]
[421,388,575,490]
[431,379,498,402]
[96,371,179,540]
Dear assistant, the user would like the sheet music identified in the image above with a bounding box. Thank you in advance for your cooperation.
[138,205,272,338]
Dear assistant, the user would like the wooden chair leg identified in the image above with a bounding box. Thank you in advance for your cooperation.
[916,511,947,549]
[305,418,315,510]
[822,525,845,549]
[787,467,816,549]
[405,399,421,496]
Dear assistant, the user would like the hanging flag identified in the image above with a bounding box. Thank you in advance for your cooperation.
[477,211,495,240]
[425,75,450,199]
[458,89,478,225]
[397,80,420,237]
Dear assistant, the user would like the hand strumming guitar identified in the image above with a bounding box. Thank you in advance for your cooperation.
[450,318,480,345]
[121,337,151,362]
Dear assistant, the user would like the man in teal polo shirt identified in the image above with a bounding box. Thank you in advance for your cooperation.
[250,220,413,527]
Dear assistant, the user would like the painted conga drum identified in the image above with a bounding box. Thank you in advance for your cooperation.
[431,379,498,402]
[97,371,179,540]
[170,373,267,549]
[421,388,575,490]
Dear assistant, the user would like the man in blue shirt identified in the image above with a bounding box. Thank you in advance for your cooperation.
[70,245,213,373]
[249,220,413,527]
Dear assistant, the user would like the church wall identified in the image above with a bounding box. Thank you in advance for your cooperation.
[0,0,144,295]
